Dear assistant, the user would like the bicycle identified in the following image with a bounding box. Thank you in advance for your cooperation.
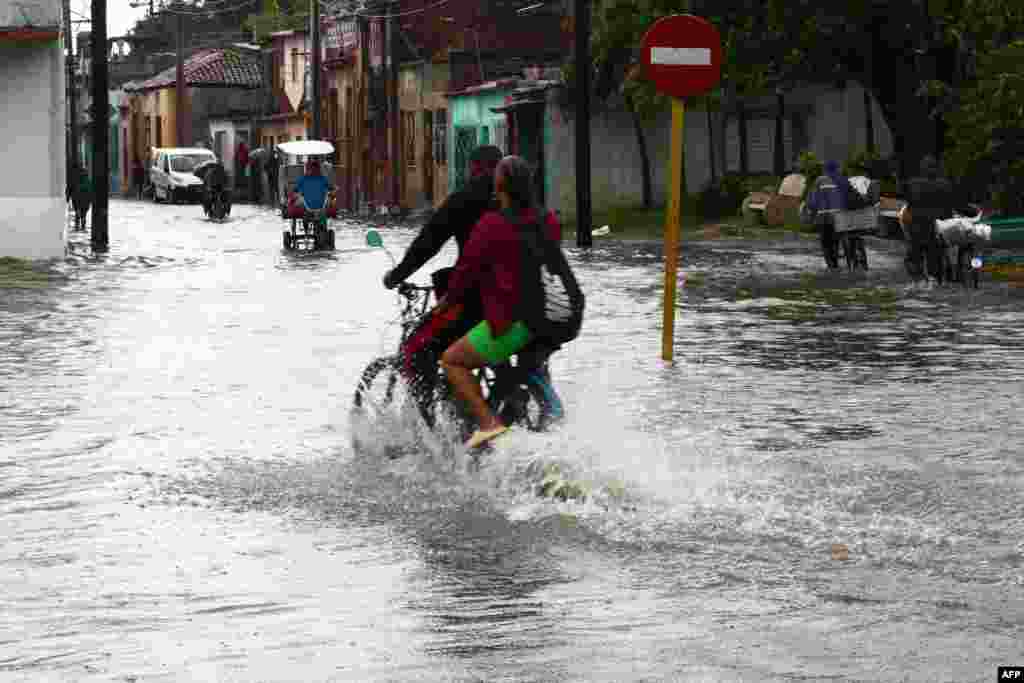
[351,280,565,457]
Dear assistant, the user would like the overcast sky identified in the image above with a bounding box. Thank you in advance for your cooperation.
[72,0,149,43]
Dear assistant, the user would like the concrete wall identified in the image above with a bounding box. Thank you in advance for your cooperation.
[546,91,710,221]
[547,82,896,222]
[188,87,263,148]
[0,41,66,259]
[0,0,61,29]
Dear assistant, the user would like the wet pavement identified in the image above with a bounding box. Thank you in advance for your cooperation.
[2,199,1023,682]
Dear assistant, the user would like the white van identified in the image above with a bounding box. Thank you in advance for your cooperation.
[150,147,218,204]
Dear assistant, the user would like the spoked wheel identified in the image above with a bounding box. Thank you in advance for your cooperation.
[957,246,977,288]
[351,356,404,455]
[491,379,552,432]
[854,236,868,270]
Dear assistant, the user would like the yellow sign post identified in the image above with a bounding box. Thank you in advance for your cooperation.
[640,14,721,362]
[661,98,685,362]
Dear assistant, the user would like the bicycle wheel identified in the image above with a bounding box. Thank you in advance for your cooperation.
[490,374,553,433]
[351,356,402,454]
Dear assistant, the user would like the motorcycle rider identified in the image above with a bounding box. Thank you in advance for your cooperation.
[201,162,230,218]
[381,145,504,411]
[902,155,964,282]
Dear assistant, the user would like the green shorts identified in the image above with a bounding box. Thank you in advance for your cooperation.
[466,320,532,365]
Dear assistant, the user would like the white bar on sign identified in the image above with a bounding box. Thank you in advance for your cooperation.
[651,47,711,66]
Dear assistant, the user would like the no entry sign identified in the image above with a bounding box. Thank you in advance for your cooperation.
[641,14,722,98]
[640,15,723,362]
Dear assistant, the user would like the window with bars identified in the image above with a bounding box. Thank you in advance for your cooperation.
[433,109,448,165]
[402,111,416,168]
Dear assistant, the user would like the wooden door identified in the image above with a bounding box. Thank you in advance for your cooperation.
[422,110,434,203]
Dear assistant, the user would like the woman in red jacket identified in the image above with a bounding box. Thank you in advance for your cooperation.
[435,155,562,450]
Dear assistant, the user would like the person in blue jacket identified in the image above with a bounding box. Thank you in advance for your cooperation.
[291,158,331,212]
[805,160,861,269]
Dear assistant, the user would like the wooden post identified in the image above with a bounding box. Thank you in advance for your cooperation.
[311,0,321,140]
[176,13,185,146]
[661,98,685,362]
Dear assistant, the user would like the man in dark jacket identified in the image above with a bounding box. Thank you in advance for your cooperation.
[903,155,962,281]
[381,144,503,417]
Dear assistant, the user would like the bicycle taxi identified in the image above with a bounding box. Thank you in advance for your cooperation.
[278,139,339,251]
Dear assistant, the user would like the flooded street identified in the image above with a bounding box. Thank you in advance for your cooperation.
[3,199,1023,682]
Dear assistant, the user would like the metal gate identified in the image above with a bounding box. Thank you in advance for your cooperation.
[453,126,478,191]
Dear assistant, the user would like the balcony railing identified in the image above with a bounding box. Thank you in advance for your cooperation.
[0,0,61,30]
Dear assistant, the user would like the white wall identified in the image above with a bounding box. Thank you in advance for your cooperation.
[0,42,66,260]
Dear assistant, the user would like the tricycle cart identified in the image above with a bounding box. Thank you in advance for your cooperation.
[277,140,337,252]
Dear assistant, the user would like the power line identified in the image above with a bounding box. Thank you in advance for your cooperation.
[322,0,454,21]
[150,0,258,16]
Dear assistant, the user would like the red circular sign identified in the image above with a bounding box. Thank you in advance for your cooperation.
[641,14,722,98]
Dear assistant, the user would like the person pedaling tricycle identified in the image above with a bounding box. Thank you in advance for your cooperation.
[286,158,338,220]
[386,153,583,450]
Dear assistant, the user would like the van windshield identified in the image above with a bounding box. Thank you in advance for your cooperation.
[171,154,215,173]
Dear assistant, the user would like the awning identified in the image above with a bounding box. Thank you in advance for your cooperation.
[490,98,545,114]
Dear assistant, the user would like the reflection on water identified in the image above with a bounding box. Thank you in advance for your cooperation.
[2,201,1023,681]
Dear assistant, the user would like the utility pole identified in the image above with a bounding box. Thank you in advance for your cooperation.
[311,0,322,139]
[359,14,369,212]
[176,12,186,145]
[90,0,109,250]
[62,0,76,190]
[574,0,592,248]
[388,0,400,213]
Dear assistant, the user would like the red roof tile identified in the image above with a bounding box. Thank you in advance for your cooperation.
[127,47,263,92]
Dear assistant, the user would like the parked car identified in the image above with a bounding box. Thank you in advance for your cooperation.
[150,147,218,204]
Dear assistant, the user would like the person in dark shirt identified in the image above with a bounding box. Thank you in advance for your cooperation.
[383,145,504,411]
[201,162,230,218]
[903,155,962,281]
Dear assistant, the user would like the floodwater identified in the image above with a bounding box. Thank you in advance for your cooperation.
[2,200,1022,682]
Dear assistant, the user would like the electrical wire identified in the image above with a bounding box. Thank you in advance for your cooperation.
[151,0,259,16]
[321,0,454,21]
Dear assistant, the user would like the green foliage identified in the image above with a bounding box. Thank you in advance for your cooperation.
[843,148,881,177]
[944,40,1024,213]
[795,151,823,184]
[244,0,307,45]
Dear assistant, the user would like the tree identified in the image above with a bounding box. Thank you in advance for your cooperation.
[944,40,1024,212]
[245,0,309,45]
[577,0,1024,191]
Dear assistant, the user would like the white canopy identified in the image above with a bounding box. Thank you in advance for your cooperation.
[276,140,335,156]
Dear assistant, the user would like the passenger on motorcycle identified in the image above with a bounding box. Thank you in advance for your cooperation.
[435,155,562,450]
[200,162,230,217]
[382,145,504,400]
[289,158,331,214]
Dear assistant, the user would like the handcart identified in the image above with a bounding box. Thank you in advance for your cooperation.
[830,177,881,271]
[933,207,993,288]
